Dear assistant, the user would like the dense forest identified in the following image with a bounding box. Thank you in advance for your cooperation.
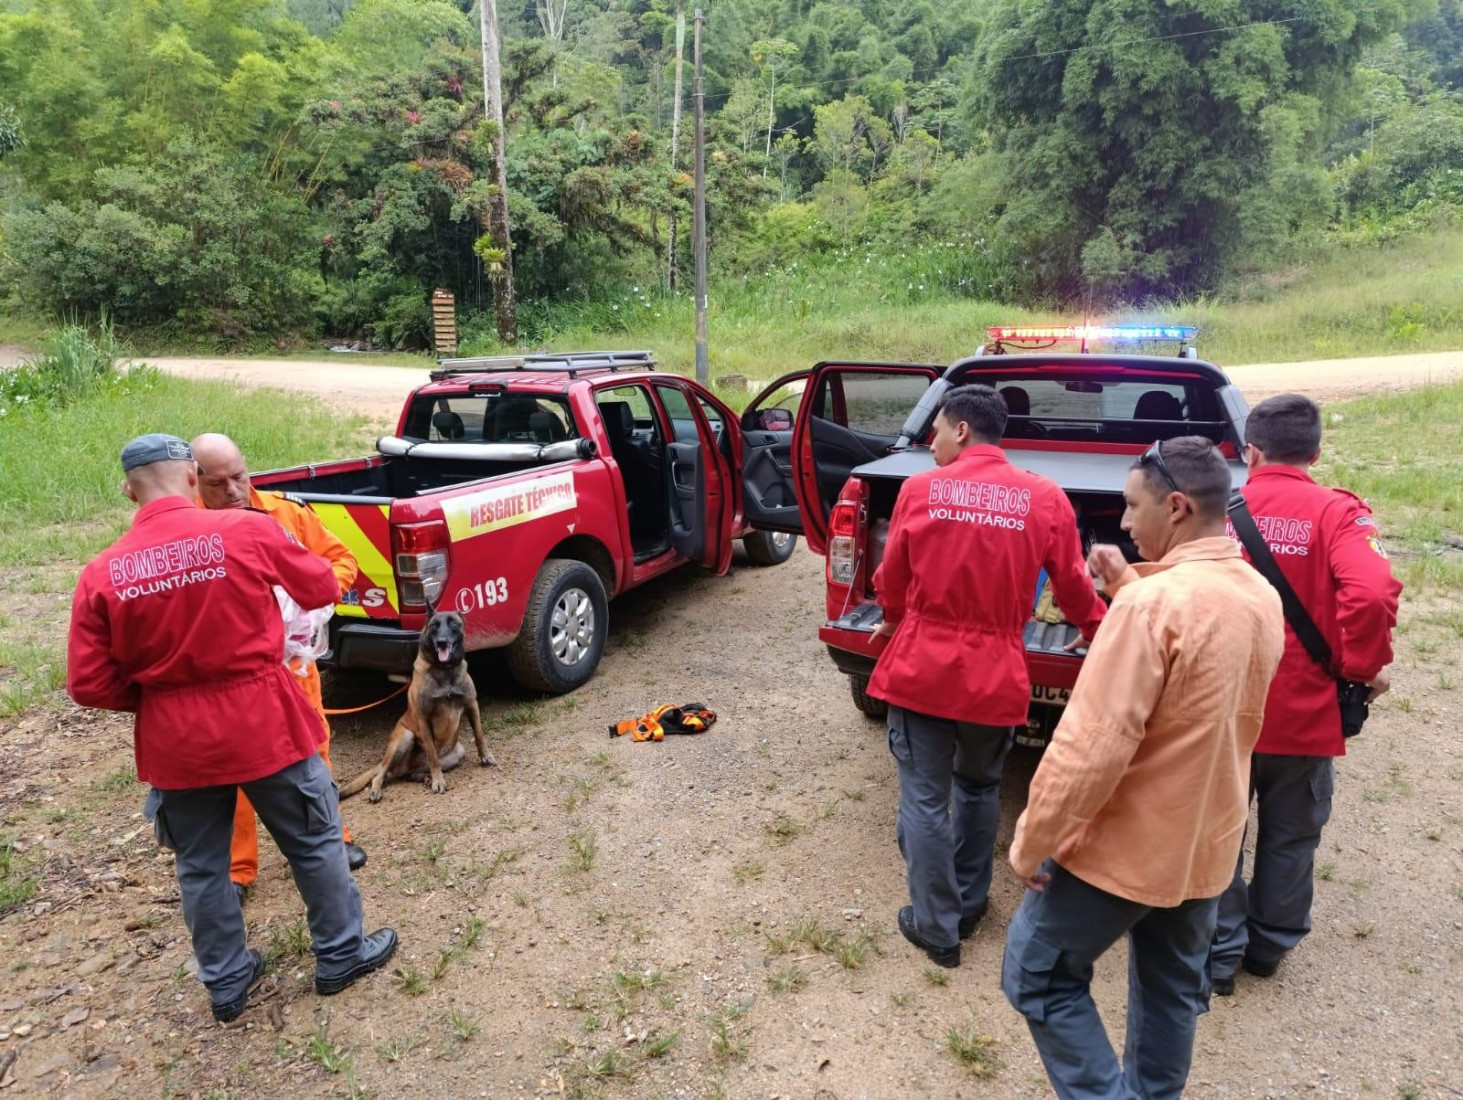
[1,0,1460,348]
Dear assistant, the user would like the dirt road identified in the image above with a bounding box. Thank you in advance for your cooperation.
[123,348,1463,418]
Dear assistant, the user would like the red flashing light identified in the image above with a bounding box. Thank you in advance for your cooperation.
[988,325,1197,342]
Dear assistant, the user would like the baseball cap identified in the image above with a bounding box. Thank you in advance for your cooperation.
[120,433,194,472]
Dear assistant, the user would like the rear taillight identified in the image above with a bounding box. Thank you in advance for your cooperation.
[393,519,450,608]
[826,478,868,589]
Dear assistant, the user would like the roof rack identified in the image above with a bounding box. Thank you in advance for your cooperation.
[430,350,657,381]
[980,325,1198,359]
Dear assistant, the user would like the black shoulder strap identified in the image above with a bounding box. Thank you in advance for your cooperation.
[1228,491,1333,673]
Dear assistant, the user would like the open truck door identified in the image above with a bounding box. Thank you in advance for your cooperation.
[652,380,734,574]
[791,362,942,553]
[739,370,810,534]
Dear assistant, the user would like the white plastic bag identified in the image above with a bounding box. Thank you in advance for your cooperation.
[274,585,334,674]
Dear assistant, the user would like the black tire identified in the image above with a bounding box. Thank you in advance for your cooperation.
[849,674,887,721]
[742,529,798,566]
[505,558,609,694]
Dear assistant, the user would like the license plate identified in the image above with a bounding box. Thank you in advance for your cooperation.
[1017,685,1071,749]
[1030,685,1071,706]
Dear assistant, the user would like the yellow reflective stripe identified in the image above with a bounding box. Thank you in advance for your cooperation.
[310,503,399,615]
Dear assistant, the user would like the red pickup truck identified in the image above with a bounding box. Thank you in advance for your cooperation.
[253,351,801,693]
[735,327,1253,746]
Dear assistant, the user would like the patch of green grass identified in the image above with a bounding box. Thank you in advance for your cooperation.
[563,774,603,811]
[707,1007,749,1063]
[376,1034,422,1063]
[446,1008,479,1041]
[835,930,877,969]
[946,1017,1000,1079]
[731,860,765,883]
[306,1023,353,1075]
[94,764,138,792]
[0,836,40,914]
[1318,863,1336,881]
[764,812,804,846]
[924,966,950,987]
[393,966,428,996]
[766,966,809,994]
[0,373,369,570]
[459,846,524,894]
[640,1030,679,1059]
[609,967,665,1019]
[568,828,598,873]
[263,918,310,964]
[502,700,547,728]
[1318,379,1463,596]
[0,640,67,714]
[423,836,448,863]
[580,1047,636,1081]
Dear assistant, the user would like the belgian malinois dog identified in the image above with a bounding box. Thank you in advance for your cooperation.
[339,611,493,802]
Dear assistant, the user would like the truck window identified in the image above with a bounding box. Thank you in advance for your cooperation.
[816,372,932,436]
[596,385,664,445]
[402,394,578,444]
[654,384,701,444]
[971,376,1224,445]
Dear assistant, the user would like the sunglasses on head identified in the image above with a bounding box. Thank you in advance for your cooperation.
[1140,440,1182,495]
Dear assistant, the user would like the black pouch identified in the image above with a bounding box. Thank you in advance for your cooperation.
[1337,679,1371,738]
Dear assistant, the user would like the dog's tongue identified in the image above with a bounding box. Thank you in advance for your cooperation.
[436,643,452,662]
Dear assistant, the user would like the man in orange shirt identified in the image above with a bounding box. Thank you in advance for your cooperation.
[192,434,367,902]
[1002,437,1283,1099]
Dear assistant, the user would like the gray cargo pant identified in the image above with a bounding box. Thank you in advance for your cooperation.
[887,705,1013,948]
[148,754,366,1007]
[1003,862,1217,1100]
[1211,753,1335,979]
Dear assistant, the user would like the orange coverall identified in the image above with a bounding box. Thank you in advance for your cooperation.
[230,488,358,887]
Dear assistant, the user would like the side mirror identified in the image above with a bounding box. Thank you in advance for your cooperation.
[756,408,793,431]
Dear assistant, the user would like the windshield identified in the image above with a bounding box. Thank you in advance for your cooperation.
[401,393,579,444]
[958,372,1227,446]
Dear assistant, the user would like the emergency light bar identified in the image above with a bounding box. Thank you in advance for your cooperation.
[987,325,1197,342]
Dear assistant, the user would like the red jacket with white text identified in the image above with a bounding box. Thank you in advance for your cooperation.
[1234,465,1401,756]
[67,496,340,788]
[869,445,1107,725]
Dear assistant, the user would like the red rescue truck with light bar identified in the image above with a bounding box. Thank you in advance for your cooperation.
[735,326,1253,745]
[250,351,801,694]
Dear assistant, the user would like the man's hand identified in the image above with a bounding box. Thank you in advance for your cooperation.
[872,620,896,640]
[1087,544,1128,588]
[1021,870,1052,893]
[1366,666,1391,702]
[1063,632,1093,653]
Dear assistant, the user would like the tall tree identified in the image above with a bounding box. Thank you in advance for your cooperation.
[970,0,1417,301]
[750,37,798,174]
[479,0,517,342]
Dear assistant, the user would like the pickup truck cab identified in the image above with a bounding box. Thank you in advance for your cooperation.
[739,326,1252,745]
[253,351,799,694]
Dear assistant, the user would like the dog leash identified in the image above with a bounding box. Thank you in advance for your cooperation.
[323,683,408,716]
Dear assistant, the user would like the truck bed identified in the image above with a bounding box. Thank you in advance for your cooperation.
[826,600,1085,656]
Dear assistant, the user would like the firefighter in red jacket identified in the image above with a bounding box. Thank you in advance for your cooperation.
[870,385,1107,968]
[1210,394,1401,994]
[66,435,398,1023]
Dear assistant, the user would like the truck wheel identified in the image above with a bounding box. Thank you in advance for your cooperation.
[743,530,798,566]
[849,675,887,721]
[506,558,609,694]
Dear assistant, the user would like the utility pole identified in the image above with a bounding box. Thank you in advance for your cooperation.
[692,8,708,385]
[480,0,517,343]
[666,7,685,292]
